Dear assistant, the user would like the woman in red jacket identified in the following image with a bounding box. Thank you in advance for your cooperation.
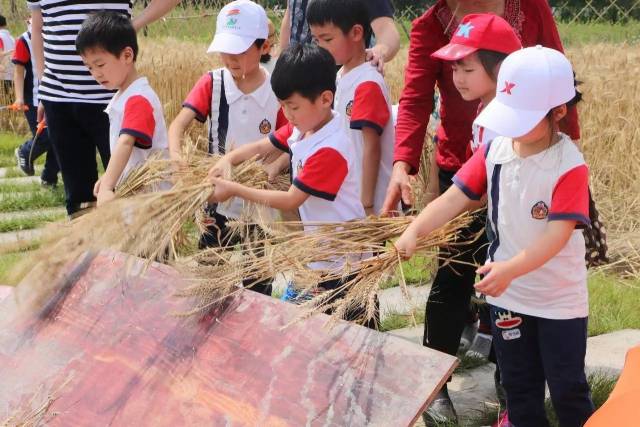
[381,0,580,424]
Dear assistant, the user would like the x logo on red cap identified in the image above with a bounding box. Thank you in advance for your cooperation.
[500,81,516,95]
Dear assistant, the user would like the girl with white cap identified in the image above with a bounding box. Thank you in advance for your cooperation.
[395,46,595,427]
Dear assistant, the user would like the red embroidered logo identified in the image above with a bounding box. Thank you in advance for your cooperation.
[500,81,516,95]
[227,8,241,16]
[531,201,549,220]
[345,100,354,117]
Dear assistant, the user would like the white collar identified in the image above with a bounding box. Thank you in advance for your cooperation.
[105,76,149,114]
[337,61,375,87]
[291,111,342,148]
[222,66,272,108]
[488,134,572,170]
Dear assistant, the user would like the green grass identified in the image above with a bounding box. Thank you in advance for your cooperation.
[0,211,65,233]
[0,181,46,194]
[558,21,640,45]
[379,308,425,332]
[0,187,65,213]
[588,273,640,336]
[0,250,30,285]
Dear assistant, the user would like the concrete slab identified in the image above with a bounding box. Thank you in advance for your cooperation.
[378,285,430,318]
[586,329,640,375]
[0,228,44,245]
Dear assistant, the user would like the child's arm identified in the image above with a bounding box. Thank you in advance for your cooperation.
[262,152,290,182]
[168,108,196,161]
[395,185,474,258]
[211,178,308,212]
[95,134,135,206]
[13,64,26,108]
[475,220,576,298]
[207,137,285,180]
[361,127,381,215]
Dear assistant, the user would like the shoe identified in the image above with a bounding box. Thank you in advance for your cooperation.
[492,410,511,427]
[466,331,493,359]
[15,147,35,176]
[459,320,478,353]
[40,177,58,189]
[422,387,458,426]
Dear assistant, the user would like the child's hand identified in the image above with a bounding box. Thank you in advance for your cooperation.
[394,228,417,260]
[209,177,236,204]
[263,161,282,183]
[97,188,116,207]
[208,157,232,181]
[93,178,102,197]
[474,262,516,297]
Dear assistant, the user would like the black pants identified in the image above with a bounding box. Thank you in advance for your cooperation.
[42,101,110,215]
[423,169,488,356]
[198,209,272,297]
[18,106,60,182]
[490,305,594,427]
[319,275,380,330]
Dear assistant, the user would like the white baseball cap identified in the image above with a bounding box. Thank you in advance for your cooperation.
[207,0,269,55]
[474,45,576,138]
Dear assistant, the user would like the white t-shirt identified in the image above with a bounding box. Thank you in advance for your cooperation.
[183,67,285,219]
[335,62,395,214]
[453,135,590,319]
[0,29,16,81]
[105,77,168,185]
[270,112,366,271]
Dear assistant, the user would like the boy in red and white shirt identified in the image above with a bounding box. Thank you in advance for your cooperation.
[396,47,594,427]
[209,44,376,327]
[76,12,168,207]
[307,0,395,215]
[0,15,15,95]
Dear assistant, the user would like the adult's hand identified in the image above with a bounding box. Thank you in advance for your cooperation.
[381,161,413,215]
[132,0,181,32]
[367,16,400,74]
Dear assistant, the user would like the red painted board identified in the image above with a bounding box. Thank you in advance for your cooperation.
[0,251,457,426]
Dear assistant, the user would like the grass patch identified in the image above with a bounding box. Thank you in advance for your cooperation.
[0,212,65,233]
[0,250,30,285]
[379,308,424,332]
[0,187,65,213]
[0,181,45,194]
[558,21,640,45]
[588,273,640,336]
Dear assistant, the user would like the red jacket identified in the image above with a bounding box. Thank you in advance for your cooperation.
[394,0,580,173]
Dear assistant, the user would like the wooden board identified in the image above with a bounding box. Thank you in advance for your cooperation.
[0,251,457,426]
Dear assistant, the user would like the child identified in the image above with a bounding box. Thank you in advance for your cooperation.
[209,43,376,328]
[306,0,394,215]
[12,20,60,186]
[76,11,168,207]
[0,15,15,97]
[429,14,522,423]
[395,46,594,427]
[169,0,285,296]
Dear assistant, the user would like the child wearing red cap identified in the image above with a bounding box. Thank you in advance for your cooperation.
[429,14,522,424]
[396,46,594,427]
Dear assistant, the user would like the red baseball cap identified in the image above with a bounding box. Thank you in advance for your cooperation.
[431,14,522,61]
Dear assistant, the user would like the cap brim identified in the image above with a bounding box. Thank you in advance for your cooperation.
[431,44,478,61]
[207,33,255,54]
[475,99,547,138]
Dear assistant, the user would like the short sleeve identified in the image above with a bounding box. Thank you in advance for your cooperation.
[183,73,212,122]
[269,122,294,153]
[451,144,488,200]
[275,108,288,129]
[0,39,3,51]
[120,95,156,149]
[367,0,394,19]
[293,148,348,201]
[350,81,390,135]
[549,165,589,226]
[11,38,30,65]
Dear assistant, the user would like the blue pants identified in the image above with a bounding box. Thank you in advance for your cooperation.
[490,305,594,427]
[18,106,60,183]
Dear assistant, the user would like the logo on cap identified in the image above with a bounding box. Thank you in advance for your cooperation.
[500,81,516,95]
[227,8,240,16]
[456,22,474,38]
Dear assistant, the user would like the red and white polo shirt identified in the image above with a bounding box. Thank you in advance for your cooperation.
[183,67,286,218]
[335,62,395,214]
[270,112,366,271]
[470,102,500,156]
[453,134,590,319]
[105,77,168,185]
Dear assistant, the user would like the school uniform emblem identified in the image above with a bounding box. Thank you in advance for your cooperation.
[345,100,354,117]
[296,160,303,175]
[259,118,272,134]
[495,311,522,329]
[531,201,549,220]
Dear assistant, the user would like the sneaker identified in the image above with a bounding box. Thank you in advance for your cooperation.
[492,410,511,427]
[422,388,458,426]
[15,147,35,176]
[466,331,493,359]
[459,320,478,353]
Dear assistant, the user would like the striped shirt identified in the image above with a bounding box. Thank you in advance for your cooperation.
[27,0,132,103]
